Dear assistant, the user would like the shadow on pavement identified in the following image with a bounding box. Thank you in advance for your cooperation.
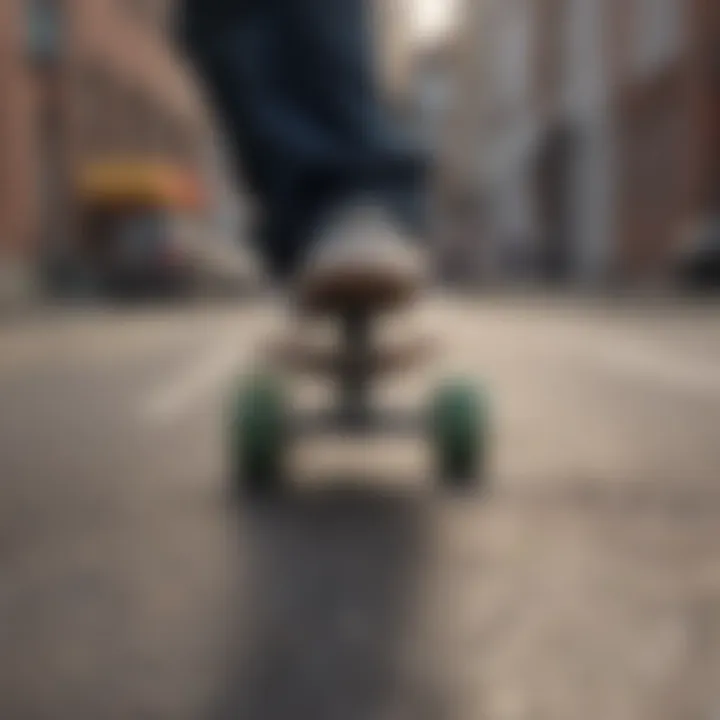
[213,481,446,720]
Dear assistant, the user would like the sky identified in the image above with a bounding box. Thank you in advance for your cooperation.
[412,0,459,41]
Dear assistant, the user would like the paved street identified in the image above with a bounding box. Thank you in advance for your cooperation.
[1,296,720,720]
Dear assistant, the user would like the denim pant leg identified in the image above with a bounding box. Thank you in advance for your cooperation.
[179,0,426,277]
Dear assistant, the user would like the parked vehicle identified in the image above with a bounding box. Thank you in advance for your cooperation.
[676,219,720,291]
[104,212,198,299]
[78,161,206,301]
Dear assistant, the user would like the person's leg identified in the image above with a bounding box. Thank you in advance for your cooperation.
[178,0,426,281]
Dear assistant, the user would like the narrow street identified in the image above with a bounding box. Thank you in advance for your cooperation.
[1,296,720,719]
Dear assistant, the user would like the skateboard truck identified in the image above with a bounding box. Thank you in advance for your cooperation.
[336,309,374,430]
[230,303,491,499]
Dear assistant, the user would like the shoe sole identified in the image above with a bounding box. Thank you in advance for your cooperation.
[298,267,423,314]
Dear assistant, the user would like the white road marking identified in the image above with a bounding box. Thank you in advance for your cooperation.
[140,306,284,427]
[142,340,253,424]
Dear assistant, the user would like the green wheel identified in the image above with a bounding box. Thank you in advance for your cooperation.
[430,380,490,489]
[229,374,290,499]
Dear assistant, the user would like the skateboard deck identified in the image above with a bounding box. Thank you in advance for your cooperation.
[266,334,435,376]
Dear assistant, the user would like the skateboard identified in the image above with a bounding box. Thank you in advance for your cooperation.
[228,296,491,499]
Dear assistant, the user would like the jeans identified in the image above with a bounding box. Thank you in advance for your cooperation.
[179,0,426,278]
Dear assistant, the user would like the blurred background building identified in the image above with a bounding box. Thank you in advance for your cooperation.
[374,0,416,109]
[0,0,253,305]
[0,0,717,304]
[439,0,720,288]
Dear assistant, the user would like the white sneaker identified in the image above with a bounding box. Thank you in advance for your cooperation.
[295,200,427,312]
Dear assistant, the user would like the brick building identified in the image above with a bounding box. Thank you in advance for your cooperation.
[0,0,210,299]
[444,0,719,286]
[610,0,720,281]
[0,0,42,300]
[605,0,686,281]
[532,0,720,284]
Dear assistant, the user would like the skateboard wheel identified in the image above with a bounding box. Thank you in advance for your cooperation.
[229,374,289,499]
[430,380,489,489]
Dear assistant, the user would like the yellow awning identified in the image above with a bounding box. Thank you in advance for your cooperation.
[77,160,206,210]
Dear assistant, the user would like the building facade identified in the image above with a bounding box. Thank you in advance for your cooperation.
[478,0,536,281]
[533,0,614,284]
[0,0,211,300]
[434,0,488,283]
[438,0,537,283]
[609,0,689,282]
[0,0,43,301]
[443,0,719,286]
[611,0,719,282]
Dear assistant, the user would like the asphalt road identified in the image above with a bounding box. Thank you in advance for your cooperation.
[1,296,720,720]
